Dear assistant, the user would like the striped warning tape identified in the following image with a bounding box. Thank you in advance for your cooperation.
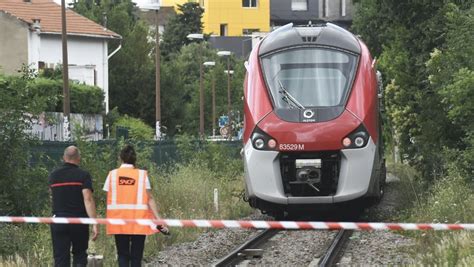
[0,216,473,231]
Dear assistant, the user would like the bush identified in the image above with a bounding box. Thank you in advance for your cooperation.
[69,83,104,114]
[25,77,104,114]
[112,115,155,140]
[0,74,53,216]
[175,134,242,177]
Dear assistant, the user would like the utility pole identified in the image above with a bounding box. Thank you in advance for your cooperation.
[186,33,205,138]
[226,56,231,127]
[61,0,70,141]
[217,51,233,138]
[199,44,204,138]
[155,9,161,139]
[212,72,216,136]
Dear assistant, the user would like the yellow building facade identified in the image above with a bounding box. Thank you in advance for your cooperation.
[161,0,191,8]
[161,0,270,36]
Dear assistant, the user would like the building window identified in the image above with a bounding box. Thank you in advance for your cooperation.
[291,0,308,11]
[243,28,260,35]
[220,24,228,36]
[242,0,257,8]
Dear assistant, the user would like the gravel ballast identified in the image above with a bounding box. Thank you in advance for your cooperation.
[149,174,416,266]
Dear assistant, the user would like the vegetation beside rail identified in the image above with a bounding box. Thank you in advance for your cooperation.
[353,0,473,265]
[0,136,250,265]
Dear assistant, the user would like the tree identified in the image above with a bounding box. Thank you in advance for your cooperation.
[352,0,472,179]
[159,42,245,136]
[73,0,155,123]
[425,5,474,177]
[160,2,204,59]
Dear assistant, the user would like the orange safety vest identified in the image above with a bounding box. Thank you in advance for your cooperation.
[106,167,156,235]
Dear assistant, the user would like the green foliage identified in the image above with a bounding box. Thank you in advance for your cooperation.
[0,73,53,216]
[0,224,52,264]
[175,134,242,177]
[70,83,105,114]
[408,167,473,224]
[4,76,105,114]
[419,232,474,266]
[353,1,473,178]
[73,0,155,123]
[163,43,245,136]
[0,137,248,264]
[73,1,244,137]
[389,160,474,265]
[354,2,473,264]
[393,162,474,266]
[112,115,155,140]
[160,2,204,59]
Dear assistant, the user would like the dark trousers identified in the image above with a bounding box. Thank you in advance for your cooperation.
[51,223,89,267]
[114,234,146,267]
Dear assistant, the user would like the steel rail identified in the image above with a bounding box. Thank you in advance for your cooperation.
[213,228,280,267]
[318,229,352,267]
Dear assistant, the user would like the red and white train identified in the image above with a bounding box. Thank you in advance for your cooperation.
[242,23,386,216]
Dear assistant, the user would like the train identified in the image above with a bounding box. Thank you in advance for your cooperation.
[242,23,386,217]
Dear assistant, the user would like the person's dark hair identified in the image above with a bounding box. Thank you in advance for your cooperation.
[120,145,137,165]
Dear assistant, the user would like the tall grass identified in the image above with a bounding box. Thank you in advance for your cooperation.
[390,161,474,266]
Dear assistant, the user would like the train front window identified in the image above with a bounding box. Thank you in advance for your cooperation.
[261,48,357,108]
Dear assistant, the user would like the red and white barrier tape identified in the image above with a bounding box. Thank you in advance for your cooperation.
[0,216,473,231]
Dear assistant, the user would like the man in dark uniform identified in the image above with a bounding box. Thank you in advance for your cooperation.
[49,146,98,266]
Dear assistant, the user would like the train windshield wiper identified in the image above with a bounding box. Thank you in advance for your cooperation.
[277,80,305,110]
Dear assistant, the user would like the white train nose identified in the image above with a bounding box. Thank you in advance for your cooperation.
[243,137,377,209]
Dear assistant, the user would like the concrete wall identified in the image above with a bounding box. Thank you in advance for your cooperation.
[35,34,110,111]
[27,112,103,141]
[320,0,353,22]
[271,0,320,25]
[271,0,353,27]
[0,12,28,74]
[209,36,253,58]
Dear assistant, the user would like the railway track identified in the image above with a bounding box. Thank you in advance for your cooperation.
[317,230,352,267]
[213,229,351,267]
[213,228,280,267]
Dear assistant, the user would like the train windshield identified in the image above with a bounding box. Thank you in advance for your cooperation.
[261,48,357,108]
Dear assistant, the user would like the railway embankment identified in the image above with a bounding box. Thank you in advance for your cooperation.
[149,173,417,266]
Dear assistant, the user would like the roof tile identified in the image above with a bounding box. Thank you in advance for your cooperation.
[0,0,121,39]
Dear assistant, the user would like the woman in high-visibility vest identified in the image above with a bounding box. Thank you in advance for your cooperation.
[103,145,168,267]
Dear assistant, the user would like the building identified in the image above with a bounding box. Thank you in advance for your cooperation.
[271,0,354,28]
[161,0,270,36]
[158,1,354,58]
[201,0,270,36]
[0,0,121,112]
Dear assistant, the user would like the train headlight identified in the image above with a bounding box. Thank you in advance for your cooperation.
[254,138,265,149]
[251,127,277,151]
[268,139,277,149]
[342,137,352,147]
[354,136,365,147]
[342,125,370,149]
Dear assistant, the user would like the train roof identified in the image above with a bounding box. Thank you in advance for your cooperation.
[258,23,361,56]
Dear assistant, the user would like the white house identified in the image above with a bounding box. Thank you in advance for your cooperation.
[0,0,121,113]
